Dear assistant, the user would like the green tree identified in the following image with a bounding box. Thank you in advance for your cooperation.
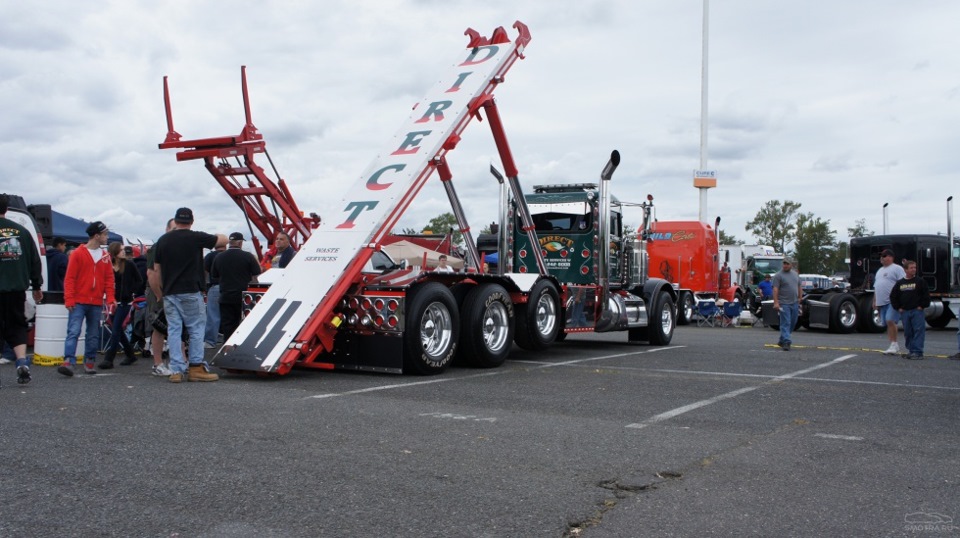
[745,200,802,253]
[829,240,849,273]
[847,218,874,239]
[718,230,742,245]
[792,212,837,275]
[421,212,463,246]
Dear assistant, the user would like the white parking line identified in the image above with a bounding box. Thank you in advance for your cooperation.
[306,346,685,400]
[815,433,864,441]
[626,354,857,429]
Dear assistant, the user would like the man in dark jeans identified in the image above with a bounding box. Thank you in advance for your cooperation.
[890,260,930,360]
[203,244,225,349]
[211,232,261,341]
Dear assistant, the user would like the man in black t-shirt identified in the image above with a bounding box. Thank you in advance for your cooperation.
[211,232,262,340]
[153,207,227,383]
[203,244,225,348]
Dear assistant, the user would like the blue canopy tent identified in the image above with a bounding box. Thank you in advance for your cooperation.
[51,210,124,245]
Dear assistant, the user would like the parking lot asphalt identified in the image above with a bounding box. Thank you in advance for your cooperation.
[1,320,958,537]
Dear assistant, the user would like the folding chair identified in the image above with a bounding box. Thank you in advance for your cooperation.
[696,300,719,327]
[721,300,743,327]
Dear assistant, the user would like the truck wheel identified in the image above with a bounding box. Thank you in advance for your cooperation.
[458,284,514,368]
[404,283,459,375]
[677,292,695,326]
[630,291,675,345]
[828,293,858,334]
[514,279,560,350]
[926,308,953,329]
[857,296,885,333]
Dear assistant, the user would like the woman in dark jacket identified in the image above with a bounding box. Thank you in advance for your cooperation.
[98,242,143,369]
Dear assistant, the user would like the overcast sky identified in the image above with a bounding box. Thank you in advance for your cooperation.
[2,1,958,252]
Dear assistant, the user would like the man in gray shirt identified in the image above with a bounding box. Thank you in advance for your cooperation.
[872,248,906,355]
[772,257,801,351]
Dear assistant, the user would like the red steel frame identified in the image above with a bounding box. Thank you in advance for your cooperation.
[161,23,531,374]
[159,66,319,260]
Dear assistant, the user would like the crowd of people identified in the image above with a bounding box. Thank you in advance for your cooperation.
[0,197,282,386]
[2,194,960,388]
[771,248,958,360]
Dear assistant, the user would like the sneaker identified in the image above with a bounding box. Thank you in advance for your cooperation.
[152,363,173,376]
[949,352,960,361]
[16,365,31,385]
[904,353,924,360]
[0,358,12,365]
[84,364,97,375]
[783,342,791,351]
[57,363,75,377]
[204,342,216,349]
[169,372,184,383]
[883,342,900,355]
[119,355,138,366]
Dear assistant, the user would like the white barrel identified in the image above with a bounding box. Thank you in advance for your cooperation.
[33,303,87,365]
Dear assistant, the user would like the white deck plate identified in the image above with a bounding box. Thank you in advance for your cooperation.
[215,36,524,371]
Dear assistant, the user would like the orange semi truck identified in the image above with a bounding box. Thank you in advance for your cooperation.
[645,220,754,324]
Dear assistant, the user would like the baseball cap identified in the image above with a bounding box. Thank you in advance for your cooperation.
[85,221,107,237]
[782,257,794,265]
[880,248,894,258]
[174,207,194,224]
[229,232,244,241]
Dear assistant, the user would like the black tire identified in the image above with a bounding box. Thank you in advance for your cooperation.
[403,283,459,375]
[828,293,858,334]
[514,279,560,351]
[629,291,675,345]
[857,295,885,333]
[677,292,695,326]
[458,284,514,368]
[926,308,953,329]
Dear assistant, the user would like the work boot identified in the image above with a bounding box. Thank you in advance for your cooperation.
[98,349,117,370]
[187,364,219,382]
[119,343,138,366]
[169,371,184,383]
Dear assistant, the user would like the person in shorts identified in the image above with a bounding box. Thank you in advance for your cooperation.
[0,194,44,386]
[872,248,906,355]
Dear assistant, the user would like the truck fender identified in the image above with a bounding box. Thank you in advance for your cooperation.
[640,278,678,307]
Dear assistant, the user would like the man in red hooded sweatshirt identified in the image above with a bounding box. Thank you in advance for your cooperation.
[58,221,116,376]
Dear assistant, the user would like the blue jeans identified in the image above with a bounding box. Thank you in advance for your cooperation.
[204,285,221,345]
[163,293,206,373]
[106,302,132,354]
[900,308,925,355]
[778,303,799,345]
[64,303,103,365]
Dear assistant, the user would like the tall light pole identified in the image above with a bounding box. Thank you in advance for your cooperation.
[695,0,715,224]
[882,202,889,234]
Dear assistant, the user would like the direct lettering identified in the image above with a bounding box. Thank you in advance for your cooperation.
[366,164,405,191]
[460,45,499,66]
[391,130,431,155]
[336,201,379,229]
[415,101,453,123]
[446,72,471,93]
